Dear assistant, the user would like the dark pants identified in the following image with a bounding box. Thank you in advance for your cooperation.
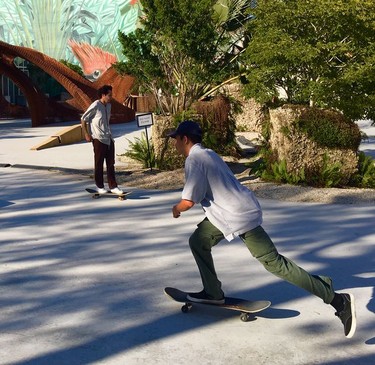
[92,139,117,189]
[189,218,335,303]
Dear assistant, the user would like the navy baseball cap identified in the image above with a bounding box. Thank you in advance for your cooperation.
[167,120,202,138]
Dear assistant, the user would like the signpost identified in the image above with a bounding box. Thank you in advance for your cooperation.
[135,113,154,171]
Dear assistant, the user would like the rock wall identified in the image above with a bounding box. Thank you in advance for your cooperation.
[269,106,358,182]
[152,115,185,170]
[236,98,266,133]
[226,83,266,133]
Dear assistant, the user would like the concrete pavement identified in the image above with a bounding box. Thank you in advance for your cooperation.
[0,119,374,365]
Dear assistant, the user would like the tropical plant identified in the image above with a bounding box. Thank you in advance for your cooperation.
[312,154,344,188]
[116,0,253,115]
[351,152,375,188]
[253,151,352,188]
[243,0,375,122]
[124,132,157,169]
[266,159,305,185]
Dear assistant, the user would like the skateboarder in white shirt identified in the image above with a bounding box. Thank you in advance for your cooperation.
[169,120,356,338]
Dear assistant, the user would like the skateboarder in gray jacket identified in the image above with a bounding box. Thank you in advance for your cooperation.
[168,120,356,338]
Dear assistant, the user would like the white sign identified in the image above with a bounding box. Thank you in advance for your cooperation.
[136,113,154,127]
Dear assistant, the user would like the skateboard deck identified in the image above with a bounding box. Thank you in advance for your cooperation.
[164,287,271,322]
[85,188,131,201]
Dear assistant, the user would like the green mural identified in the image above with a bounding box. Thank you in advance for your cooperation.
[0,0,142,62]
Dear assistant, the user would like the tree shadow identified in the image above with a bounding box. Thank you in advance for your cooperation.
[1,168,374,364]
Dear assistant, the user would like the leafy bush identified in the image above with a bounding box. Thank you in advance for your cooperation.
[350,152,375,188]
[124,132,157,168]
[243,0,375,121]
[268,160,305,185]
[252,149,375,189]
[252,152,347,188]
[116,0,251,115]
[305,154,344,188]
[254,159,305,185]
[293,107,361,150]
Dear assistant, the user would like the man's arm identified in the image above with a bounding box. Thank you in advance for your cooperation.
[172,199,195,218]
[81,101,97,142]
[81,119,92,142]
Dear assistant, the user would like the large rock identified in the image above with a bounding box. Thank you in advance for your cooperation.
[236,98,266,133]
[225,83,266,133]
[269,106,359,184]
[152,115,185,170]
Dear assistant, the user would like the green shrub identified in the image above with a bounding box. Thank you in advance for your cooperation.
[267,160,305,185]
[306,154,344,188]
[251,106,364,188]
[350,152,375,188]
[246,156,267,178]
[253,150,375,189]
[124,132,157,168]
[253,152,347,188]
[293,107,361,150]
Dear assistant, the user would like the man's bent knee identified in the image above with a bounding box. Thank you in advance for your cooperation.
[257,251,290,276]
[189,230,214,251]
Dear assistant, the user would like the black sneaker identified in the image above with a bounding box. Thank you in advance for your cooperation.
[335,293,356,338]
[187,290,225,305]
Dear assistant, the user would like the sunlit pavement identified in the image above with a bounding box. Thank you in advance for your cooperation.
[0,119,374,365]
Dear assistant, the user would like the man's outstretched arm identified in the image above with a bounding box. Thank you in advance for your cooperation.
[172,199,195,218]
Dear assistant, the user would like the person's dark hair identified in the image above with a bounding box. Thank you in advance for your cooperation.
[98,85,112,98]
[183,134,202,144]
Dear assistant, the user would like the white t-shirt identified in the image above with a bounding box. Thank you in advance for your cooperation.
[182,144,263,241]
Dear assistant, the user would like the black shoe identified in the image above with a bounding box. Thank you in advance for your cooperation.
[335,293,356,338]
[187,290,225,305]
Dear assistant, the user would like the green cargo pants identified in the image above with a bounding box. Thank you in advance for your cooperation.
[189,218,335,304]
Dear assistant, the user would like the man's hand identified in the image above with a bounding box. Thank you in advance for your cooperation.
[172,199,195,218]
[84,133,93,142]
[81,120,92,142]
[172,205,181,218]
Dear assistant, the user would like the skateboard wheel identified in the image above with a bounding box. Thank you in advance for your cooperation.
[118,196,125,201]
[240,313,250,322]
[181,303,192,313]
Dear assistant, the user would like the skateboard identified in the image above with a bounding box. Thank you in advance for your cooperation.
[85,188,131,201]
[164,287,271,322]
